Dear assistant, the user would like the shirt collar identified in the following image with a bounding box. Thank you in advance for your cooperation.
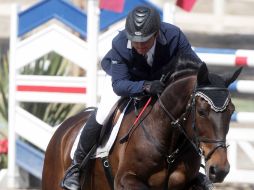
[127,40,132,49]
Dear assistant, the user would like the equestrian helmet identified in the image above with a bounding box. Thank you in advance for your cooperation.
[125,6,161,42]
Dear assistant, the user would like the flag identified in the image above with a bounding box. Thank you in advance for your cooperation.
[99,0,125,13]
[176,0,196,12]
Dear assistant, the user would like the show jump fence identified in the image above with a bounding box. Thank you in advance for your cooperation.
[6,0,254,187]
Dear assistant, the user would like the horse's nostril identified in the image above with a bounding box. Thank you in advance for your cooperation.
[209,165,228,183]
[210,165,216,175]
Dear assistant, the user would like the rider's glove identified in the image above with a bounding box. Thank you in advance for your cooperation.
[143,80,165,95]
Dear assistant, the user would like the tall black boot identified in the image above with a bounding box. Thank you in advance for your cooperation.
[61,113,102,190]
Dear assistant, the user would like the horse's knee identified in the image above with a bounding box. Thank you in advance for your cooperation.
[168,171,186,189]
[115,172,149,190]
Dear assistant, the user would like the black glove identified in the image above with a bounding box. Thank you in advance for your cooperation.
[143,80,165,95]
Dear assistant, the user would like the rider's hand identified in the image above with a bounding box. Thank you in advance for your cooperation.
[143,80,165,95]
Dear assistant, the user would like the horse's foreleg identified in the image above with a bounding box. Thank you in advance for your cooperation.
[168,170,187,190]
[115,171,149,190]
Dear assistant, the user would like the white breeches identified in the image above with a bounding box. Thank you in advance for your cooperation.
[95,74,121,124]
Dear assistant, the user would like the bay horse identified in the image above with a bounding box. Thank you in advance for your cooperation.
[42,62,242,190]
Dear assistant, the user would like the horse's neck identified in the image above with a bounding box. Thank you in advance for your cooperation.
[145,75,196,153]
[160,75,196,117]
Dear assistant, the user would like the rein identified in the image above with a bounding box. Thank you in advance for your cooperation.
[157,88,202,156]
[119,97,152,144]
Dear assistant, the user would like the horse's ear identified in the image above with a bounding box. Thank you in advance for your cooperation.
[222,67,243,87]
[197,63,209,86]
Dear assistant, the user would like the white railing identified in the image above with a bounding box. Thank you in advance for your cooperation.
[225,127,254,183]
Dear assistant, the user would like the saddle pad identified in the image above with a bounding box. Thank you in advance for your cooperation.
[70,100,131,159]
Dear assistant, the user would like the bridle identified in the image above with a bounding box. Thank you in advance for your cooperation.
[158,84,230,190]
[158,84,229,163]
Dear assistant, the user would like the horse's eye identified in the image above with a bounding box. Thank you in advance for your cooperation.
[197,109,208,117]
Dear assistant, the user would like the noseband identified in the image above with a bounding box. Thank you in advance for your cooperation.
[158,84,229,163]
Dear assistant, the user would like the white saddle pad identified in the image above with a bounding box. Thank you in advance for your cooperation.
[70,100,131,159]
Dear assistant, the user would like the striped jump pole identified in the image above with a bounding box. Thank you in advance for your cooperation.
[16,75,87,103]
[231,112,254,123]
[229,80,254,94]
[194,47,254,67]
[16,72,106,104]
[229,80,254,123]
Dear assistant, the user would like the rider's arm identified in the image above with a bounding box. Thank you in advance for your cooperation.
[111,61,145,97]
[101,49,145,97]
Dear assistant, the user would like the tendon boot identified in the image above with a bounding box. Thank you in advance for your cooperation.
[61,113,102,190]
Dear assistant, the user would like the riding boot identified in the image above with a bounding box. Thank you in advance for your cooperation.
[61,112,102,190]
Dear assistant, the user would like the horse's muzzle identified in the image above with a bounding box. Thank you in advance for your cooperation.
[207,163,230,183]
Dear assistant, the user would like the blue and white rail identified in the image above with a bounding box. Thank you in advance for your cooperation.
[229,80,254,94]
[231,112,254,123]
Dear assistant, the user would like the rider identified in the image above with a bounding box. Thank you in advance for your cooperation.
[61,5,204,190]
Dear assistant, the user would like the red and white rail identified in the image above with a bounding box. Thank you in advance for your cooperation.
[194,47,254,67]
[16,75,87,103]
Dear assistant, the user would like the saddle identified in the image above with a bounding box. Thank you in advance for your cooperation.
[98,95,153,146]
[76,97,131,171]
[98,97,130,146]
[77,96,151,171]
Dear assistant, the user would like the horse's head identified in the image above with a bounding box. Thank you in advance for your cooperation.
[160,59,242,183]
[193,63,242,182]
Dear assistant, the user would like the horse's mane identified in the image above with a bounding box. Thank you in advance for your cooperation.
[165,54,201,85]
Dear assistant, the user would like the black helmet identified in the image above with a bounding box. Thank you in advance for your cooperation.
[125,6,161,42]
